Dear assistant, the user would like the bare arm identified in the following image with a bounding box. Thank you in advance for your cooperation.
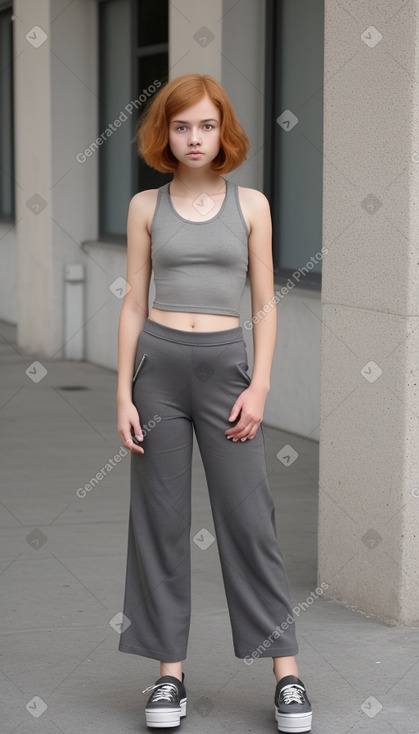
[225,188,276,442]
[116,190,154,405]
[116,190,155,454]
[246,188,277,393]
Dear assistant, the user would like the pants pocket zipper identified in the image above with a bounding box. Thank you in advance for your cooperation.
[133,353,148,384]
[236,361,252,385]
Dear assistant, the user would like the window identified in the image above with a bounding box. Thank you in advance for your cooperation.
[264,0,325,289]
[98,0,170,239]
[0,5,15,221]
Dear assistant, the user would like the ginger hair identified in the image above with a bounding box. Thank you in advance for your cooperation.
[135,73,250,174]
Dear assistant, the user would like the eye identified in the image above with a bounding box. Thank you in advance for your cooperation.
[175,125,186,132]
[203,124,213,130]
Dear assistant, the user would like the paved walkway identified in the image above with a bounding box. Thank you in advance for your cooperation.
[1,320,418,733]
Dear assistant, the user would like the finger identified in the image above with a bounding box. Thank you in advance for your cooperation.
[134,423,144,441]
[122,431,144,454]
[227,421,253,441]
[119,430,132,449]
[227,401,242,423]
[225,422,247,439]
[132,443,145,454]
[129,438,145,454]
[246,422,261,440]
[225,411,245,437]
[124,436,134,450]
[233,417,260,441]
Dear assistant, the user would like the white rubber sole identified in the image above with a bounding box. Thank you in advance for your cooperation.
[275,706,312,733]
[145,697,187,728]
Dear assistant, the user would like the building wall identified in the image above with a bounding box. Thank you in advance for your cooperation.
[13,0,98,357]
[0,225,17,323]
[318,0,419,624]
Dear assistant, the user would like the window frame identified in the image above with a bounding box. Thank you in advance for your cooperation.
[263,0,322,292]
[0,2,15,223]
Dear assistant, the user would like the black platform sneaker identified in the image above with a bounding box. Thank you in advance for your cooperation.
[142,672,187,728]
[274,675,312,732]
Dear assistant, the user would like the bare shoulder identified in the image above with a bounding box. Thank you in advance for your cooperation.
[237,185,271,232]
[130,188,160,209]
[237,186,270,209]
[128,188,160,230]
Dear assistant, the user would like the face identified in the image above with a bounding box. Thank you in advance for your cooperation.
[168,93,221,168]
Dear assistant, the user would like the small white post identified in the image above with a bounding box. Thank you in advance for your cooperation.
[64,264,85,360]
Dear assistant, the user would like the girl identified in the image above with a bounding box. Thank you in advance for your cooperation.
[116,73,312,733]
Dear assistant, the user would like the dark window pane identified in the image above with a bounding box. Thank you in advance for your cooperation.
[99,0,132,237]
[136,52,171,192]
[274,0,324,276]
[138,0,168,47]
[137,152,172,192]
[265,0,324,287]
[138,51,168,95]
[0,7,14,219]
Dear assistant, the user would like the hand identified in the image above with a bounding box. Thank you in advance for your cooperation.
[117,398,145,454]
[225,385,268,442]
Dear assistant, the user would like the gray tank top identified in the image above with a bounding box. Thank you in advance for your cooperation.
[150,178,249,317]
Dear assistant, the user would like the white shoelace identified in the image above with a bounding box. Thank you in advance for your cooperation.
[142,681,179,702]
[280,684,305,705]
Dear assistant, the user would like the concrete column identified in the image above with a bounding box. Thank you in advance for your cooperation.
[14,0,53,356]
[221,0,265,190]
[169,0,222,79]
[168,0,263,189]
[14,0,98,359]
[318,1,419,624]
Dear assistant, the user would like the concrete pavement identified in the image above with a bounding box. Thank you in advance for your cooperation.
[1,319,418,734]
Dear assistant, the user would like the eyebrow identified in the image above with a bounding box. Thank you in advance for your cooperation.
[170,118,219,124]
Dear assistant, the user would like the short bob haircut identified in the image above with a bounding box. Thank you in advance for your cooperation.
[135,74,250,174]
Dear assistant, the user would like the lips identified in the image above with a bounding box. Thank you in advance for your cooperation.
[187,151,203,156]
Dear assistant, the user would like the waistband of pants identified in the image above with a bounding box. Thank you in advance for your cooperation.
[141,317,244,346]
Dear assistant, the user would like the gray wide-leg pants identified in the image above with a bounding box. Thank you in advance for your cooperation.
[118,317,298,662]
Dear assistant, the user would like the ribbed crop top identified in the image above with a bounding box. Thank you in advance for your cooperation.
[149,177,249,317]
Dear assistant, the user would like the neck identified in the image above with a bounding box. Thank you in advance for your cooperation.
[171,166,225,196]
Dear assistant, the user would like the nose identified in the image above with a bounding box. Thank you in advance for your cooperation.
[188,127,201,146]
